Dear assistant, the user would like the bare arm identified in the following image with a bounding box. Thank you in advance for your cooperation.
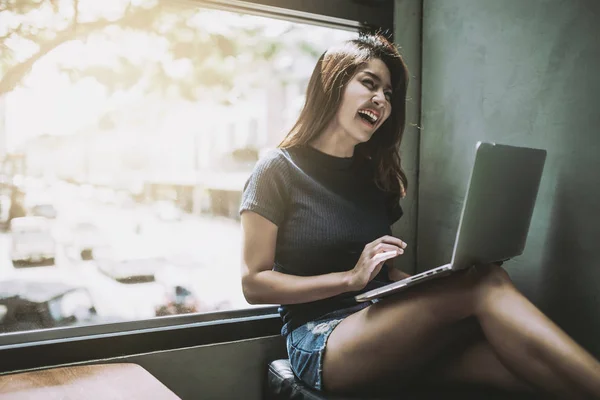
[240,211,404,305]
[240,211,351,305]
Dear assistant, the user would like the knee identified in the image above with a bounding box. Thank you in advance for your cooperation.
[472,263,513,289]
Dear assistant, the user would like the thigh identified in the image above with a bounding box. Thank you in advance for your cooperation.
[286,303,370,391]
[322,269,486,393]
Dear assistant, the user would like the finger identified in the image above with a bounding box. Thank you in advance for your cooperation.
[372,243,404,255]
[372,250,398,263]
[371,255,388,271]
[370,262,385,278]
[375,258,389,270]
[368,240,404,253]
[376,235,407,249]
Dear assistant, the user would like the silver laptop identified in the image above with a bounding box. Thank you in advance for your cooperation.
[356,141,546,302]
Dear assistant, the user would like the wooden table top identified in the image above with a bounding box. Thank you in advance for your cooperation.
[0,363,181,399]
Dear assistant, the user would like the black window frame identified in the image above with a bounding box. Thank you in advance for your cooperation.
[0,0,394,373]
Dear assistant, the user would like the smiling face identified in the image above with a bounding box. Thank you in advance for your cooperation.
[333,58,393,146]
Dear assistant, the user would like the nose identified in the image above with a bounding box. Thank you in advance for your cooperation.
[371,90,386,107]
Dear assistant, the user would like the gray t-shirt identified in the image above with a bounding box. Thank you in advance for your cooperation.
[239,145,403,336]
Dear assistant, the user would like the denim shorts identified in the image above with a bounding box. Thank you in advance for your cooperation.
[285,302,372,391]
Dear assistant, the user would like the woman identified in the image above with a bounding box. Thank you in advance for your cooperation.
[239,33,600,398]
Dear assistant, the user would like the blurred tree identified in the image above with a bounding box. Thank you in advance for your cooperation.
[0,0,327,102]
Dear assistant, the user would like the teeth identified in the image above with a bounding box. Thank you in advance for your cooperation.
[358,109,378,124]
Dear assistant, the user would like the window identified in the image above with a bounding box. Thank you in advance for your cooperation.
[0,0,356,334]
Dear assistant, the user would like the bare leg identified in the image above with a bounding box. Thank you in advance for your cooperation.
[421,338,531,391]
[423,338,589,399]
[322,266,600,398]
[474,271,600,398]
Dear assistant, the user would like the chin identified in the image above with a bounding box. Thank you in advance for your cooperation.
[354,131,374,143]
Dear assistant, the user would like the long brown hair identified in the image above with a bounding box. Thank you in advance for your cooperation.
[278,33,409,199]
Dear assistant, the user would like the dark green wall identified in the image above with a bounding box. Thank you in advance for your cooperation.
[393,0,422,274]
[420,0,600,355]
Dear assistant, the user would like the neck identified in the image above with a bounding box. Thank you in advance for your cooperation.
[310,124,356,158]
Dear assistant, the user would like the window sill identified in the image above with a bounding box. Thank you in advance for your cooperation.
[0,305,281,374]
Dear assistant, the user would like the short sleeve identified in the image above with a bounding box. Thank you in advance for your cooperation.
[239,150,289,226]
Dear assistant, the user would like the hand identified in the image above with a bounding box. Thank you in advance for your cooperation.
[346,235,407,291]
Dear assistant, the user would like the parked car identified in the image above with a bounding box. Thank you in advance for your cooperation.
[154,284,199,316]
[10,216,56,266]
[0,280,106,333]
[94,257,173,319]
[96,257,167,284]
[31,204,58,219]
[153,262,231,315]
[67,222,106,260]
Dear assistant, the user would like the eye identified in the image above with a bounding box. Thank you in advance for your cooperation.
[362,78,375,89]
[384,91,393,102]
